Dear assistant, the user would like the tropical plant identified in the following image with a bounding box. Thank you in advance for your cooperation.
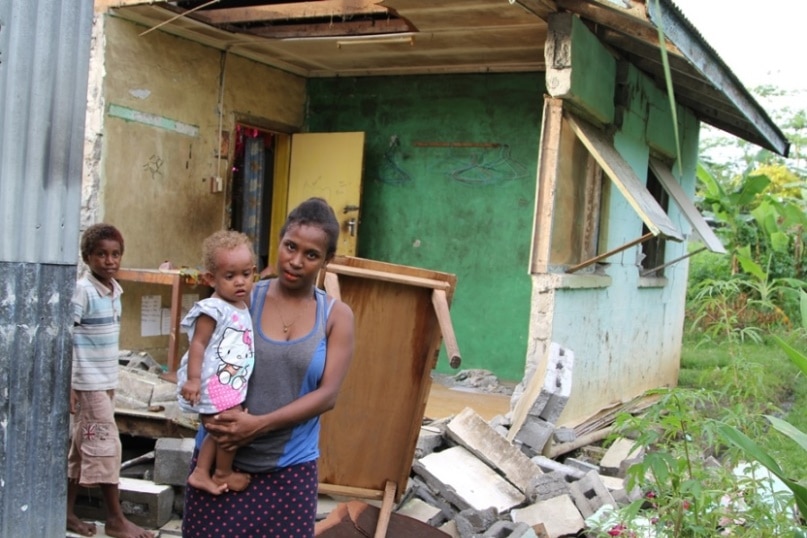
[718,334,807,522]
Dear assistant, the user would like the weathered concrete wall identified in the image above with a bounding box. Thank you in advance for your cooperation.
[530,35,700,425]
[88,15,306,361]
[307,74,544,381]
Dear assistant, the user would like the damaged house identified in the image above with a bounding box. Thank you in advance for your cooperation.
[0,0,790,535]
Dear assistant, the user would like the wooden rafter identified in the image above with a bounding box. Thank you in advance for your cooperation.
[194,0,388,25]
[95,0,170,12]
[245,17,412,39]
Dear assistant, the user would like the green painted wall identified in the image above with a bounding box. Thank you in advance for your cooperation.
[307,74,545,381]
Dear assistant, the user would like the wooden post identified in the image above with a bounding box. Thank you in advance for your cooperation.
[373,481,397,538]
[431,289,461,368]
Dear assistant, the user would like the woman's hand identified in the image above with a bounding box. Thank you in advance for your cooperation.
[205,407,260,451]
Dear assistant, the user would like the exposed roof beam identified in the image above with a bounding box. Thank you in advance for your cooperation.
[95,0,170,12]
[195,0,388,25]
[245,18,412,39]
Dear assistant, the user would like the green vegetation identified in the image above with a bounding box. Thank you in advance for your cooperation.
[587,85,807,535]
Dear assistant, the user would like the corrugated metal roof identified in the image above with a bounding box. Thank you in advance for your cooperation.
[0,0,94,264]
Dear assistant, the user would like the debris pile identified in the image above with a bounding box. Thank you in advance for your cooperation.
[72,346,651,538]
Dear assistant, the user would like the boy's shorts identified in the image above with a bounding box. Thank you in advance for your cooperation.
[67,390,121,486]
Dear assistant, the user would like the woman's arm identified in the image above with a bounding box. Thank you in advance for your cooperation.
[208,300,354,451]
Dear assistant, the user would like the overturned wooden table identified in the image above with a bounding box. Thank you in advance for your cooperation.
[316,257,461,538]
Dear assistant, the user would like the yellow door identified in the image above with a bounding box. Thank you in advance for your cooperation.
[287,132,365,257]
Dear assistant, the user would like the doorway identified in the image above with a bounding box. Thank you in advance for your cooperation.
[231,123,278,274]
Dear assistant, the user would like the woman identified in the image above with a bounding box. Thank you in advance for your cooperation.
[182,198,355,537]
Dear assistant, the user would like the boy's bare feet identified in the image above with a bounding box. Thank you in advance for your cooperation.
[104,514,155,538]
[67,514,97,536]
[213,469,251,492]
[188,467,229,495]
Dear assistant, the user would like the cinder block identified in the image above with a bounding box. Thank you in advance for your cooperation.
[526,471,570,502]
[514,418,554,454]
[484,520,539,538]
[75,477,174,529]
[568,470,616,518]
[454,507,499,536]
[153,437,195,486]
[563,457,599,475]
[415,427,444,459]
[534,345,573,424]
[552,427,576,444]
[396,497,443,526]
[531,455,585,480]
[510,495,584,538]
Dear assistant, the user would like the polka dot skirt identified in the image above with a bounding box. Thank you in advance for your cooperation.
[182,454,318,537]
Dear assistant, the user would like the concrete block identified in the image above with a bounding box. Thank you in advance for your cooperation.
[153,437,195,486]
[409,477,458,521]
[508,344,574,446]
[531,455,585,480]
[568,470,616,518]
[439,519,460,538]
[484,520,539,538]
[489,414,511,429]
[526,471,570,502]
[510,495,584,538]
[600,437,644,477]
[447,407,543,494]
[396,497,443,526]
[75,477,174,529]
[552,427,576,444]
[117,369,156,409]
[534,345,574,424]
[415,427,444,459]
[564,457,599,475]
[413,446,524,513]
[514,418,554,454]
[454,506,499,535]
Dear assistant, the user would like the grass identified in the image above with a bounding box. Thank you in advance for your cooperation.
[679,332,807,483]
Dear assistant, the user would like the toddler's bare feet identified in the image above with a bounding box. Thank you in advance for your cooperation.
[213,469,251,492]
[67,514,97,536]
[188,467,229,495]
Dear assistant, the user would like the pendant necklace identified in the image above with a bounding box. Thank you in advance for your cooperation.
[277,307,299,333]
[276,298,306,333]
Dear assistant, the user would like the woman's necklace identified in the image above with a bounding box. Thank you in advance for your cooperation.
[275,294,310,333]
[277,305,300,334]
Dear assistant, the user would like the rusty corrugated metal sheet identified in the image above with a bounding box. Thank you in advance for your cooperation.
[0,0,93,265]
[0,263,75,537]
[0,0,94,536]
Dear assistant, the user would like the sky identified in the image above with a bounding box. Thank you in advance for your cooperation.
[672,0,806,93]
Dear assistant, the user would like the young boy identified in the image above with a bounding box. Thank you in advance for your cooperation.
[66,223,154,538]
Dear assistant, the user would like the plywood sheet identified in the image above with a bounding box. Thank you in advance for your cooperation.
[318,257,457,501]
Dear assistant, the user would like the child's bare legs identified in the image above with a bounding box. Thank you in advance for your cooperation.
[211,441,250,492]
[100,482,154,538]
[188,411,250,494]
[187,433,229,495]
[67,478,97,536]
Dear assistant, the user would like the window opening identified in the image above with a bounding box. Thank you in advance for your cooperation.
[639,166,669,277]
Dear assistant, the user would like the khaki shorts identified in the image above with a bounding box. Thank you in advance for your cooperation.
[67,390,121,486]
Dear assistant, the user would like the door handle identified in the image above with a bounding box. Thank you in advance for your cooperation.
[347,218,356,237]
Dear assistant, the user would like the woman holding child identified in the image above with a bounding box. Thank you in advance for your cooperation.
[182,197,355,537]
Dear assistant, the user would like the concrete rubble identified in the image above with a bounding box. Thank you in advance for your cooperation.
[72,348,648,537]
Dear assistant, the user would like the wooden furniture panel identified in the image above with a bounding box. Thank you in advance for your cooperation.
[317,257,458,504]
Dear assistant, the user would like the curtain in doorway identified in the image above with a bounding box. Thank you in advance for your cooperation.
[241,136,265,250]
